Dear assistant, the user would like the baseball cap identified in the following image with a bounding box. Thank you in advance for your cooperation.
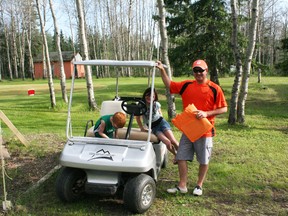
[192,60,208,70]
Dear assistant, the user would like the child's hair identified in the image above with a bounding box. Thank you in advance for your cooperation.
[112,112,126,128]
[142,87,158,101]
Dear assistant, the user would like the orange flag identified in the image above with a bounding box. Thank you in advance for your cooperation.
[172,104,213,142]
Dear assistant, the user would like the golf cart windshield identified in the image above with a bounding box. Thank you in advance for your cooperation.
[67,60,158,142]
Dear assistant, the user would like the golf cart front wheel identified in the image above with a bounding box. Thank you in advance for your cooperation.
[123,174,156,214]
[56,167,87,202]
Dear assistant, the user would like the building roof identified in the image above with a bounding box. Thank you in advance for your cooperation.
[33,51,79,63]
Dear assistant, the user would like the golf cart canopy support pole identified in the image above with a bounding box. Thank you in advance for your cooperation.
[67,60,159,141]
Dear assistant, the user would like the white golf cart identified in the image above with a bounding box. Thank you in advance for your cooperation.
[55,60,168,214]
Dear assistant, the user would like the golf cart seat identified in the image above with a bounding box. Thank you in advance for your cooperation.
[85,100,159,143]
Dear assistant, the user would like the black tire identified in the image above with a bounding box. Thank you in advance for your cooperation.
[56,167,87,202]
[123,174,156,214]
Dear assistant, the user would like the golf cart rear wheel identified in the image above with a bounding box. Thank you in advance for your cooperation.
[123,174,156,214]
[56,167,86,202]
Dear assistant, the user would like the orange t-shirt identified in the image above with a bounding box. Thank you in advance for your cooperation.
[170,80,227,137]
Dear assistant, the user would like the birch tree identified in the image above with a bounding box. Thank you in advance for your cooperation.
[157,0,176,119]
[1,12,13,80]
[36,0,56,108]
[228,0,243,124]
[126,0,133,77]
[237,0,260,123]
[228,0,260,124]
[62,0,76,54]
[98,0,110,77]
[7,3,19,79]
[76,0,97,110]
[18,20,26,80]
[256,0,265,83]
[49,0,68,103]
[24,1,35,80]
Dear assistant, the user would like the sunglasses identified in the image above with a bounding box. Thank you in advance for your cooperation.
[193,68,205,73]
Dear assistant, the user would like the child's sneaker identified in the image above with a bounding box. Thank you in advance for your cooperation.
[167,186,188,194]
[193,185,202,196]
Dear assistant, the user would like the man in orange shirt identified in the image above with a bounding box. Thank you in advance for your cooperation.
[157,59,227,196]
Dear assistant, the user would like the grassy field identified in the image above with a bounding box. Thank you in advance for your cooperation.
[0,76,287,215]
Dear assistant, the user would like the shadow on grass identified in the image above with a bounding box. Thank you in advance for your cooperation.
[16,173,140,216]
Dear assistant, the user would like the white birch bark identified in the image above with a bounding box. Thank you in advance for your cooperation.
[157,0,176,119]
[126,0,133,77]
[237,0,260,123]
[1,13,13,80]
[21,0,35,80]
[42,44,47,78]
[11,14,19,78]
[49,0,68,103]
[35,0,56,108]
[62,0,76,54]
[228,0,243,125]
[76,0,97,110]
[25,7,35,80]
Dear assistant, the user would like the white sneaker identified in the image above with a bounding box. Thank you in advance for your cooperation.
[167,186,188,194]
[193,185,203,196]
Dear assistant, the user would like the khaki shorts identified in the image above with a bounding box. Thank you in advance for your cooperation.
[175,134,213,165]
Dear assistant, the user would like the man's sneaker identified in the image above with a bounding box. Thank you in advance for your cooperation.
[193,185,203,196]
[167,186,188,194]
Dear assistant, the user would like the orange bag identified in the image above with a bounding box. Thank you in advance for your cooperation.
[172,104,213,142]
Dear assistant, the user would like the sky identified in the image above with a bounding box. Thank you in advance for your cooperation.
[45,0,288,39]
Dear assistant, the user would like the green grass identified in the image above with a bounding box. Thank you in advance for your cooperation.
[0,76,287,215]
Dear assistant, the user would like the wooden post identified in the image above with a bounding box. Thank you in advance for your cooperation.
[0,110,29,146]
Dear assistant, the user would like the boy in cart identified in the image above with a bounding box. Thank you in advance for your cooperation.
[93,112,126,139]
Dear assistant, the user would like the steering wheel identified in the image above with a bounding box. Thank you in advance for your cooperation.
[120,97,146,139]
[121,98,147,116]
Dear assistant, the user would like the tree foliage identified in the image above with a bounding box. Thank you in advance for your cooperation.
[164,0,233,83]
[276,38,288,75]
[0,0,287,81]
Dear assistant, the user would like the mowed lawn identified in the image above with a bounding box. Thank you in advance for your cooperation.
[0,76,287,215]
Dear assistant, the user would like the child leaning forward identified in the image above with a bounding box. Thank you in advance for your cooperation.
[136,87,179,164]
[94,112,126,139]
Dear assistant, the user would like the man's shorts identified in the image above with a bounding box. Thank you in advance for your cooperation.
[175,134,213,165]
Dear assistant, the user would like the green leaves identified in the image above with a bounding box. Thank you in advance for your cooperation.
[165,0,233,77]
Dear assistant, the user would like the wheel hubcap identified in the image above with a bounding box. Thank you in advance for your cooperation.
[141,184,153,206]
[72,178,86,194]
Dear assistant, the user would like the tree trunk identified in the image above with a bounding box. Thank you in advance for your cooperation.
[49,0,68,103]
[62,0,76,54]
[22,1,35,80]
[19,28,26,80]
[11,15,19,79]
[157,0,176,119]
[3,23,13,81]
[76,0,97,110]
[36,0,56,108]
[237,0,259,123]
[26,19,35,80]
[42,45,47,79]
[257,2,264,83]
[126,0,133,77]
[228,0,242,125]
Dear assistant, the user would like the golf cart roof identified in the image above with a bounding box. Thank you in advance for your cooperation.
[73,60,157,68]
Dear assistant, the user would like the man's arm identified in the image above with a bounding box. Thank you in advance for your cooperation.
[156,61,171,89]
[197,107,228,119]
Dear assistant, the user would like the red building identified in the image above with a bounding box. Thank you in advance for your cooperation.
[33,51,85,79]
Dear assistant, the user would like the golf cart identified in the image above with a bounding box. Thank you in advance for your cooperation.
[55,60,168,214]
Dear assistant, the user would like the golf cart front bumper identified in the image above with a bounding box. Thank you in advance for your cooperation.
[59,136,156,173]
